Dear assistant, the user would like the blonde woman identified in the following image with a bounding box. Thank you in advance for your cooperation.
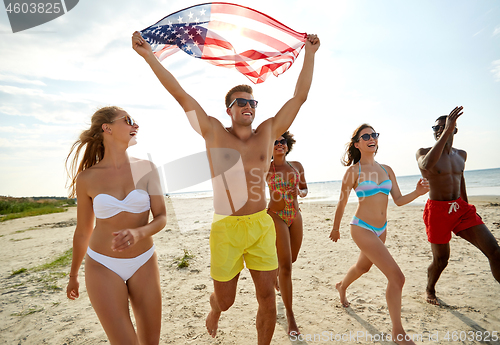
[329,124,428,345]
[66,106,166,345]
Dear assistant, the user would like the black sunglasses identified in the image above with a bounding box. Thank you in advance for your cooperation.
[274,138,287,146]
[228,98,258,109]
[432,125,444,132]
[111,115,138,127]
[358,133,379,141]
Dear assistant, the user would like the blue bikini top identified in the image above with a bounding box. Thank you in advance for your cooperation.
[354,163,392,198]
[93,189,150,219]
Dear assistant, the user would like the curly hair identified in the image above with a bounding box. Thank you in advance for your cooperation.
[225,84,253,108]
[282,131,296,156]
[341,124,376,166]
[65,106,123,198]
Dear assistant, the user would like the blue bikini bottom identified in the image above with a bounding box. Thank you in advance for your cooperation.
[350,216,387,237]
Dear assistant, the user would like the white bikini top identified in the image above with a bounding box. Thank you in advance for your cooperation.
[93,189,150,219]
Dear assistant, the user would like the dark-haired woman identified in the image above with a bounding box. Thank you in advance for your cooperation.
[329,124,428,345]
[66,106,166,345]
[266,131,307,337]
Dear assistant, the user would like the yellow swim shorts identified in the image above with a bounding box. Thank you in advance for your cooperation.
[210,209,278,282]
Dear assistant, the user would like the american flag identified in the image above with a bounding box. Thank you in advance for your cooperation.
[140,2,307,84]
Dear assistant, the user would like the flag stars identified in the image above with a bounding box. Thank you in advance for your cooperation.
[177,15,183,23]
[200,8,206,16]
[188,11,194,19]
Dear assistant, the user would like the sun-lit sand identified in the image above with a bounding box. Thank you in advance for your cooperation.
[1,196,499,344]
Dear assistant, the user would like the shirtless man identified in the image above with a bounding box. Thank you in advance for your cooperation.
[132,31,320,344]
[416,106,500,305]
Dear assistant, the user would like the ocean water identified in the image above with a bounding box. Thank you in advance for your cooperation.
[169,168,500,205]
[304,168,500,205]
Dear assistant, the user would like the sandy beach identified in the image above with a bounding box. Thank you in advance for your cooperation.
[1,196,499,344]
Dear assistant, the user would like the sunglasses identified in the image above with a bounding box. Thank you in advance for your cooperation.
[274,138,287,146]
[358,133,379,141]
[228,98,258,109]
[432,125,444,132]
[111,115,138,127]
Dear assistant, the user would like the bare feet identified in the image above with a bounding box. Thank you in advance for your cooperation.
[336,281,349,307]
[286,311,300,337]
[426,289,440,306]
[205,293,221,338]
[206,310,221,338]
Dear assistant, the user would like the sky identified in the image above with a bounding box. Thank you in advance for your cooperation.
[0,0,499,197]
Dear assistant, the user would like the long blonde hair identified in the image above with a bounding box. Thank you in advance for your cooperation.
[65,106,123,197]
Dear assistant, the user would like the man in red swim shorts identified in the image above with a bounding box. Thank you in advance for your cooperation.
[416,106,500,305]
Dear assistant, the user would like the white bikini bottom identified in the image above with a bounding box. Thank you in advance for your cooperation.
[86,244,155,282]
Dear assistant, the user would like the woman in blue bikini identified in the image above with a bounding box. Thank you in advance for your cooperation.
[65,106,166,344]
[329,123,428,345]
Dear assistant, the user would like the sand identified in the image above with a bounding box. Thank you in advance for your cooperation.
[1,196,499,344]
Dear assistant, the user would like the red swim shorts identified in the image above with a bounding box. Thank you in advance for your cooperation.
[423,197,484,244]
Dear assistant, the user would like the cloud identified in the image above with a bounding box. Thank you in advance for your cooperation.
[0,124,67,135]
[0,85,44,96]
[494,26,500,36]
[0,137,68,149]
[0,85,94,124]
[0,74,46,86]
[491,60,500,81]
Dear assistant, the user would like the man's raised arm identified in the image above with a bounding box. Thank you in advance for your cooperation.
[132,31,212,137]
[271,34,320,137]
[417,106,463,171]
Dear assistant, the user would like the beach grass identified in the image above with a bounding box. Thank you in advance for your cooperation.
[0,196,75,222]
[10,237,32,242]
[11,268,28,276]
[11,306,44,317]
[32,248,73,272]
[9,249,73,293]
[176,249,195,268]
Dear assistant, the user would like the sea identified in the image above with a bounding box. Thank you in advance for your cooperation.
[168,168,500,206]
